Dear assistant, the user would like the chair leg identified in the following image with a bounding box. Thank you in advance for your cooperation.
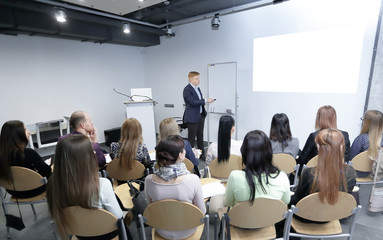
[31,203,37,215]
[7,226,11,239]
[214,214,219,240]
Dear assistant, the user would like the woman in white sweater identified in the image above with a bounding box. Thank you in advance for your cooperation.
[145,135,205,239]
[206,115,242,165]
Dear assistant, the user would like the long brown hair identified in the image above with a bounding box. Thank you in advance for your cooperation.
[0,120,28,184]
[47,135,100,238]
[315,105,337,130]
[310,129,347,204]
[119,118,143,169]
[360,110,383,160]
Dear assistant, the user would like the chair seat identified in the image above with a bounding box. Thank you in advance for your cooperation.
[356,177,373,183]
[10,192,46,203]
[114,182,140,209]
[291,217,342,235]
[152,225,204,240]
[229,225,276,240]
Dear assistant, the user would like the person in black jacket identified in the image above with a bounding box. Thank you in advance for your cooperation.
[0,120,51,198]
[297,105,351,168]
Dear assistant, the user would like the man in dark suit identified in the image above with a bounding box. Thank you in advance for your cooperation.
[183,71,214,160]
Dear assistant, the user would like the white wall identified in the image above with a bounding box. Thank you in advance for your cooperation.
[144,0,380,148]
[0,35,145,142]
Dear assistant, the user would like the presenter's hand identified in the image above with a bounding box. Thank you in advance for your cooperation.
[207,98,215,103]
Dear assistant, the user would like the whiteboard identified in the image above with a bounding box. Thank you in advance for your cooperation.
[207,62,237,143]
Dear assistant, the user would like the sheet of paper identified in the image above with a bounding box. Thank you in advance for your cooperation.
[104,154,112,163]
[131,88,152,101]
[202,181,226,198]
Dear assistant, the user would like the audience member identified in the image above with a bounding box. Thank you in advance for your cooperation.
[59,111,106,168]
[145,135,205,239]
[0,120,51,198]
[205,115,242,166]
[225,130,290,207]
[298,105,351,166]
[350,110,383,177]
[159,117,199,167]
[110,118,151,168]
[269,113,299,158]
[47,135,122,239]
[291,129,356,222]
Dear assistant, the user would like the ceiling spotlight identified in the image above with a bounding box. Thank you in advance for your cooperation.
[55,8,67,23]
[123,23,131,34]
[165,25,175,38]
[211,13,220,30]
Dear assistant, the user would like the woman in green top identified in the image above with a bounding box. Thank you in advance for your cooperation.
[225,130,290,207]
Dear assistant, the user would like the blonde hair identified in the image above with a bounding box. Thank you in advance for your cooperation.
[158,118,180,142]
[47,135,99,239]
[315,105,337,130]
[188,71,200,79]
[119,118,143,169]
[361,110,383,160]
[311,129,347,204]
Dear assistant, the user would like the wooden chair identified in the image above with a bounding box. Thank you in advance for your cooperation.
[0,166,48,239]
[138,199,210,240]
[221,198,288,240]
[284,192,361,239]
[306,155,318,168]
[62,206,128,240]
[106,158,146,211]
[272,153,300,189]
[207,155,243,180]
[106,158,147,182]
[351,151,383,185]
[154,158,195,173]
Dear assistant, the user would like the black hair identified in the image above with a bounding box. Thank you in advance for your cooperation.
[269,113,292,151]
[241,130,280,205]
[217,115,235,163]
[0,120,28,183]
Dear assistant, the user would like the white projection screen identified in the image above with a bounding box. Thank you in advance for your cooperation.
[253,25,365,93]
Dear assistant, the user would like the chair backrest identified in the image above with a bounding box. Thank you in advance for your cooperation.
[63,206,119,237]
[306,155,318,168]
[143,199,204,231]
[272,153,297,174]
[209,155,243,178]
[351,151,372,172]
[106,158,146,181]
[295,192,356,222]
[154,158,194,173]
[228,198,287,228]
[0,166,45,191]
[183,158,195,172]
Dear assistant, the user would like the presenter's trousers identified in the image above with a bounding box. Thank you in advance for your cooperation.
[186,114,205,156]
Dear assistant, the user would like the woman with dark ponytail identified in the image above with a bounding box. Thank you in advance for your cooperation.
[225,130,290,206]
[145,135,205,239]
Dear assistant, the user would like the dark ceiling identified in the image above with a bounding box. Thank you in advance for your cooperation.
[0,0,281,47]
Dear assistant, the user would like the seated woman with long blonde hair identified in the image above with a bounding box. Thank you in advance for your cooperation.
[350,110,383,177]
[291,129,356,222]
[47,135,122,239]
[110,118,151,168]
